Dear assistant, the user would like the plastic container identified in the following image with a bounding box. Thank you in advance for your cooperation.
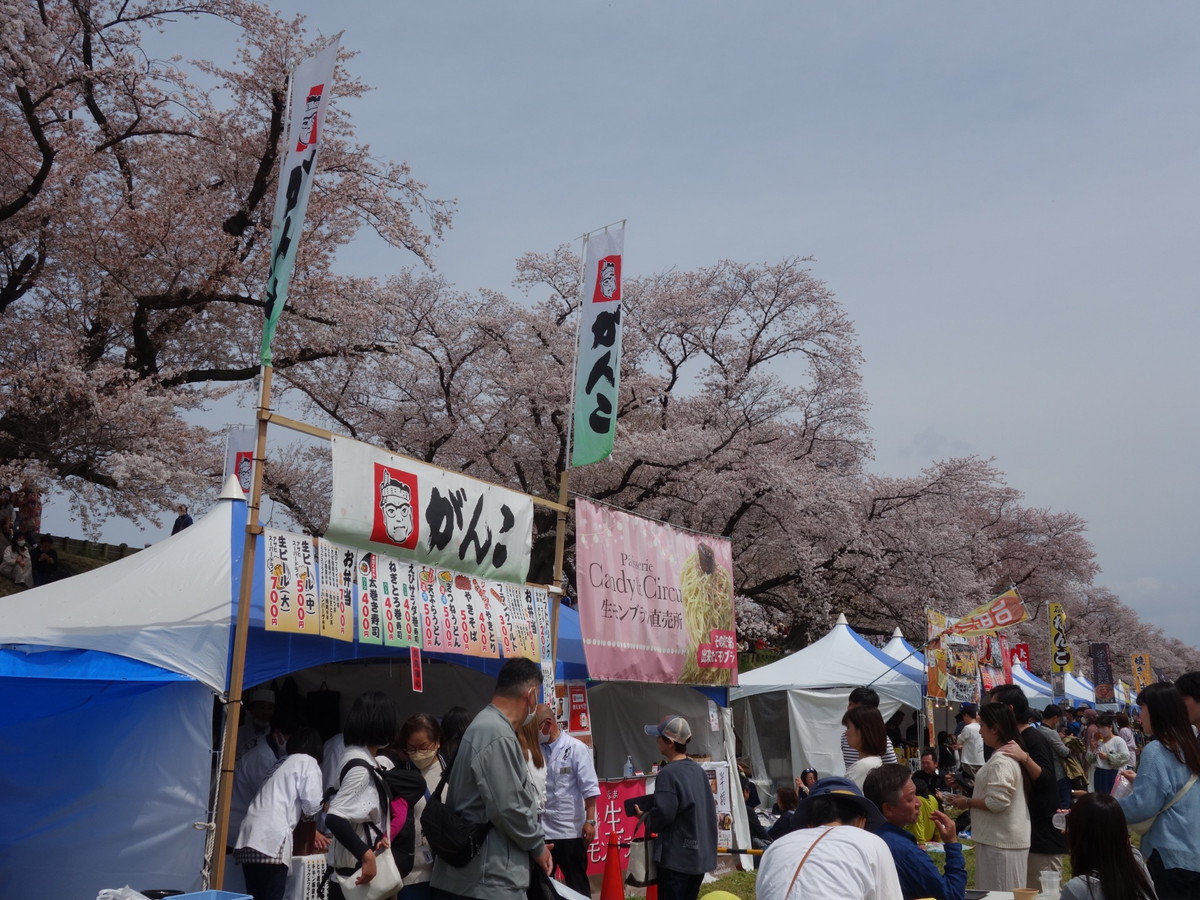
[172,892,253,900]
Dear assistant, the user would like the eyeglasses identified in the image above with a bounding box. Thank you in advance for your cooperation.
[405,742,436,754]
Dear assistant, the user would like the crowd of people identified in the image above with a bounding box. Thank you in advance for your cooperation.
[222,663,1200,900]
[0,481,62,588]
[227,659,623,900]
[751,674,1200,900]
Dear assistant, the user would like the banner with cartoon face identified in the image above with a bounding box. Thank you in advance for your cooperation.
[328,436,534,584]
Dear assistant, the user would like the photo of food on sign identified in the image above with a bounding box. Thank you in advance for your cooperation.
[575,499,738,686]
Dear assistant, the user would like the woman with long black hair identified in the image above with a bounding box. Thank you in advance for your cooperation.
[941,702,1029,891]
[1061,792,1156,900]
[1116,683,1200,899]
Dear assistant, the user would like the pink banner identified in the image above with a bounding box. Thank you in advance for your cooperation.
[575,500,737,685]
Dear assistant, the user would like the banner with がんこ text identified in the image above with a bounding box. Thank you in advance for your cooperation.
[327,436,534,585]
[575,499,737,685]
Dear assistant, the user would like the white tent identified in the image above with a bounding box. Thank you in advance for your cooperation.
[1011,662,1054,708]
[0,483,245,898]
[731,614,921,785]
[880,626,926,686]
[1064,671,1096,706]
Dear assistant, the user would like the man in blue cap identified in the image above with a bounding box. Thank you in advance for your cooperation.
[633,715,716,900]
[756,775,902,900]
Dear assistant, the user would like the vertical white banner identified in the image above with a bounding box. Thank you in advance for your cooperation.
[261,36,341,365]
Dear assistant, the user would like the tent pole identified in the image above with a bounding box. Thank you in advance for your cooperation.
[211,365,273,888]
[548,468,570,668]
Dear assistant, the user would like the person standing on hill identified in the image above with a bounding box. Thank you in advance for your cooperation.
[172,504,193,534]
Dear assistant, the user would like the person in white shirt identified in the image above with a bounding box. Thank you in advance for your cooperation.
[757,776,902,900]
[941,702,1029,892]
[234,727,328,900]
[228,705,300,850]
[953,704,984,777]
[1087,714,1131,795]
[535,704,601,898]
[326,691,402,900]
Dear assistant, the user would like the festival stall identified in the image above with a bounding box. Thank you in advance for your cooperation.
[730,614,922,786]
[0,481,586,898]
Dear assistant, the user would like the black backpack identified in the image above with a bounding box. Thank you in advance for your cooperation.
[338,759,427,876]
[419,769,492,867]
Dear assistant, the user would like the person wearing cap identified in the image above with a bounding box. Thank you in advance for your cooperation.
[534,704,600,898]
[634,715,717,900]
[864,764,966,900]
[756,776,902,900]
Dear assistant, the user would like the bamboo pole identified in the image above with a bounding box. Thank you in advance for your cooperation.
[549,468,570,663]
[211,365,273,888]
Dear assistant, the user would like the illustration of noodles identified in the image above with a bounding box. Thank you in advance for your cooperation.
[678,543,735,685]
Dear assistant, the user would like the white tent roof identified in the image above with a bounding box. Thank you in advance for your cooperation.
[1,491,237,691]
[880,626,926,686]
[1011,662,1053,707]
[731,614,922,708]
[1064,671,1095,706]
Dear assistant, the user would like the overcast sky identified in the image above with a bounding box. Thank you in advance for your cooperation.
[44,2,1200,650]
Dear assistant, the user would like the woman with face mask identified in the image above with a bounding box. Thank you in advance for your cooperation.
[0,533,33,588]
[395,713,447,900]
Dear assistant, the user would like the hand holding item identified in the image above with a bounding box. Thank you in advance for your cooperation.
[931,809,958,843]
[357,848,377,885]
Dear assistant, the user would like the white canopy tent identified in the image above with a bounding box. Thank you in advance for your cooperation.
[1064,671,1096,707]
[731,614,922,787]
[880,626,927,686]
[1011,662,1054,708]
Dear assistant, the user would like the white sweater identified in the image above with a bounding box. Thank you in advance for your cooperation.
[970,752,1030,849]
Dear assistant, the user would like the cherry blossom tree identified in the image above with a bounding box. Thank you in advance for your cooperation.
[0,0,451,529]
